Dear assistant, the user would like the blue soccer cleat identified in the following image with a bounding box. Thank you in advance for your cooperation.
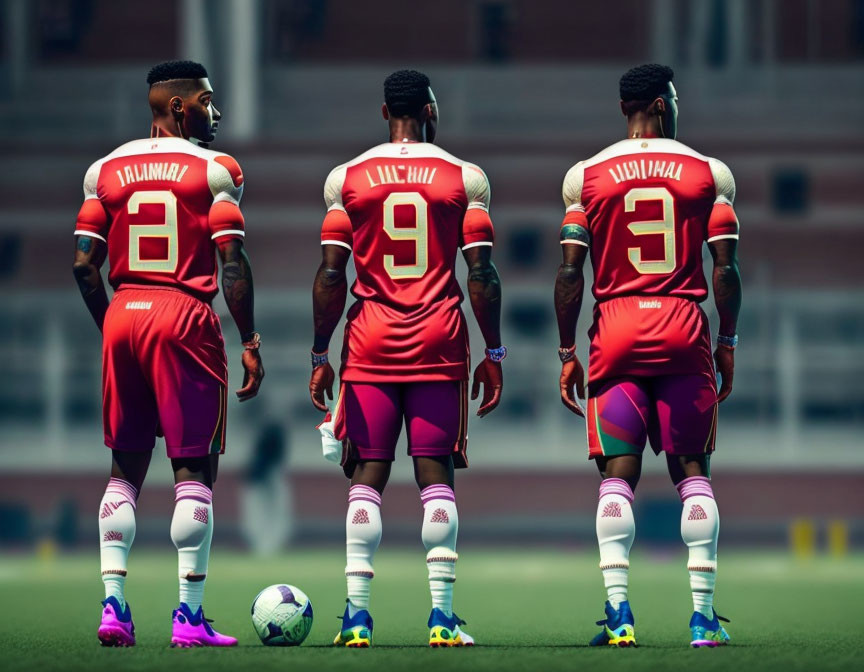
[428,608,474,647]
[590,600,636,647]
[689,609,730,647]
[333,601,373,648]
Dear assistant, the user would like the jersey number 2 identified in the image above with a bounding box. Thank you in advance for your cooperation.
[625,187,675,275]
[383,192,428,280]
[127,190,179,273]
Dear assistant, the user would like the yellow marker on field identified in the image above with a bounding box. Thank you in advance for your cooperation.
[827,520,849,558]
[790,519,816,559]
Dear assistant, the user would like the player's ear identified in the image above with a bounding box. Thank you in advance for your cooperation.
[170,96,184,119]
[652,97,666,116]
[381,103,390,121]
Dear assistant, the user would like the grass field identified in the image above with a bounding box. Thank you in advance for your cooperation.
[0,547,861,671]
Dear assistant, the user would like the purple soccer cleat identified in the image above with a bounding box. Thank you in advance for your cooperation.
[170,602,238,648]
[98,596,136,647]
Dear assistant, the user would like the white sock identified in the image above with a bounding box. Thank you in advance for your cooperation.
[99,477,138,609]
[596,478,635,609]
[345,485,382,615]
[677,476,719,619]
[421,485,459,618]
[170,481,214,612]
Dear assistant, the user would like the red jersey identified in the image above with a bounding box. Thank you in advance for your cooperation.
[560,138,739,303]
[74,137,246,303]
[320,142,495,382]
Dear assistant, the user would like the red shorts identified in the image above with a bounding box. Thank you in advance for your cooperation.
[102,287,227,458]
[333,381,468,464]
[588,296,713,384]
[586,375,718,459]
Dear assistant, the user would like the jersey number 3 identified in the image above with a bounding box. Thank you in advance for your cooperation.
[127,190,179,273]
[625,187,675,275]
[383,191,428,280]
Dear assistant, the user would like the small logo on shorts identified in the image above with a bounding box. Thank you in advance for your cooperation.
[430,508,450,524]
[688,504,708,521]
[602,502,622,518]
[125,301,152,310]
[352,508,370,525]
[639,300,662,309]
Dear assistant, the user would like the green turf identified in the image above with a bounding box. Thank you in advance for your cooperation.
[0,548,861,671]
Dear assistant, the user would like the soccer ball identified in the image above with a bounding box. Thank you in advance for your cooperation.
[251,584,314,646]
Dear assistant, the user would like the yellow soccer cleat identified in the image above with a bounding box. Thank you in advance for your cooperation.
[428,609,475,647]
[333,602,373,648]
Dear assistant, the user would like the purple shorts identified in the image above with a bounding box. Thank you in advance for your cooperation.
[333,381,468,462]
[586,375,718,459]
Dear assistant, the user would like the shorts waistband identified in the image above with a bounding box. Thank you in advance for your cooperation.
[114,284,212,306]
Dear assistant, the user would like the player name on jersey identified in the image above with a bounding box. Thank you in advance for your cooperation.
[115,162,191,188]
[608,159,683,185]
[365,164,437,188]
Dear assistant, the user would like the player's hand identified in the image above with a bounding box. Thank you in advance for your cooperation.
[237,348,264,401]
[560,357,586,416]
[310,362,335,412]
[714,346,734,403]
[471,358,503,417]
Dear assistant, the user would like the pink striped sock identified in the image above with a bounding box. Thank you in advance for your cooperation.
[599,478,634,503]
[174,481,213,504]
[348,484,382,507]
[106,478,138,509]
[420,484,456,506]
[676,476,714,502]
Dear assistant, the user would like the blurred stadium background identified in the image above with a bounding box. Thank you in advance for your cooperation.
[0,0,862,560]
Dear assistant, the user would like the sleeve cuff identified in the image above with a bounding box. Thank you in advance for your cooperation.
[74,230,106,243]
[560,239,589,247]
[706,234,739,243]
[321,239,352,251]
[461,241,494,251]
[211,229,245,240]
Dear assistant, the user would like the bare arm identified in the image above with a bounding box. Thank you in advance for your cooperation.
[554,241,589,415]
[312,244,351,354]
[708,238,741,402]
[309,244,350,412]
[72,235,109,332]
[218,239,263,400]
[554,242,588,349]
[462,245,502,349]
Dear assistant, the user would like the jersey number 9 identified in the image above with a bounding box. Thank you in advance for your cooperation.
[382,191,428,280]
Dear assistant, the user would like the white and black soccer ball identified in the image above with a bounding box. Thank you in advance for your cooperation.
[251,584,314,646]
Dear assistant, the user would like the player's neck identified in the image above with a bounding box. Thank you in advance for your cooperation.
[150,120,183,140]
[626,114,663,139]
[388,118,425,143]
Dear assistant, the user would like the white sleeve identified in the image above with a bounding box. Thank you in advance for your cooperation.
[562,162,585,213]
[82,159,103,200]
[462,162,491,212]
[207,154,244,206]
[324,165,347,212]
[708,157,736,207]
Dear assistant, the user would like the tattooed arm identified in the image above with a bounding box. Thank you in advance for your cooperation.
[554,235,589,415]
[217,239,263,400]
[309,244,350,412]
[72,235,109,332]
[463,245,504,417]
[708,238,741,402]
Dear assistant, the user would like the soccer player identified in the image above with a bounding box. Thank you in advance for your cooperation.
[309,70,505,647]
[73,61,264,648]
[554,64,741,648]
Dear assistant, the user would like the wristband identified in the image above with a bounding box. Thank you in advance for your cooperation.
[558,344,576,363]
[311,350,329,368]
[485,345,507,362]
[242,332,261,350]
[716,333,738,349]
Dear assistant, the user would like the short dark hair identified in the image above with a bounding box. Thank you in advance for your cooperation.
[147,60,208,86]
[384,69,432,117]
[619,63,674,111]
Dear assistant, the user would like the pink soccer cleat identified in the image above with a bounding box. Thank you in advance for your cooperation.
[170,603,238,648]
[98,596,136,647]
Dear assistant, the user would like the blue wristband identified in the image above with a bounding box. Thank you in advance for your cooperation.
[485,345,507,362]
